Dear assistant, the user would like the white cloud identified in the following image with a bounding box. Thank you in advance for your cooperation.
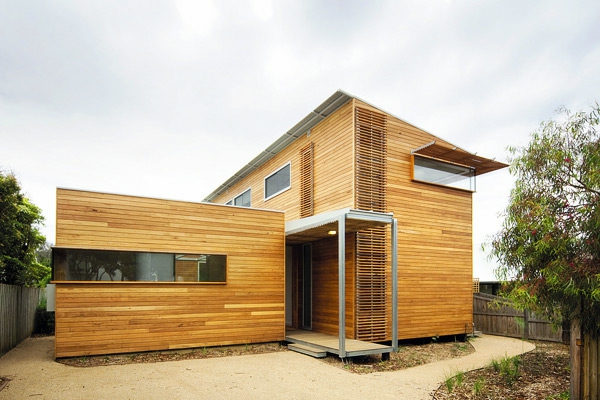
[250,0,274,22]
[1,0,599,279]
[175,0,219,39]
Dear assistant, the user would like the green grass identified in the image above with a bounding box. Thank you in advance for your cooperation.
[491,355,521,385]
[472,377,485,396]
[444,369,465,393]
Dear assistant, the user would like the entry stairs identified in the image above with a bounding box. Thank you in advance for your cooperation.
[285,330,393,359]
[287,343,327,358]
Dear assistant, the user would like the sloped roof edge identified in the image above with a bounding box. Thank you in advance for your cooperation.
[203,90,508,202]
[203,90,353,202]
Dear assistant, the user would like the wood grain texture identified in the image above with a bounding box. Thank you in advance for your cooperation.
[54,189,285,357]
[211,99,356,219]
[209,98,477,342]
[367,96,475,340]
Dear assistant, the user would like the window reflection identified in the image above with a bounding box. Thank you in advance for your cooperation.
[413,156,475,191]
[53,248,227,283]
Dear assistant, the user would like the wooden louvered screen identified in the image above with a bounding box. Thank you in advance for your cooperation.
[355,107,388,342]
[355,107,386,212]
[300,142,314,218]
[356,227,388,341]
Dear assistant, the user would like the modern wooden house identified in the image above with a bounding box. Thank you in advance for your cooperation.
[204,90,507,357]
[51,90,506,358]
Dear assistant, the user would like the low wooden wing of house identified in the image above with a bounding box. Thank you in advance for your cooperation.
[53,190,285,357]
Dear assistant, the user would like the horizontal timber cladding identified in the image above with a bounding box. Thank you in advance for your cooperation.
[210,99,356,220]
[354,98,475,339]
[54,188,285,357]
[310,235,356,338]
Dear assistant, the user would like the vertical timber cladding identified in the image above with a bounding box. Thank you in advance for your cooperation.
[354,106,388,342]
[299,142,314,218]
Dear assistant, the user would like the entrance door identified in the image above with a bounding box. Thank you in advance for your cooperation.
[301,244,312,330]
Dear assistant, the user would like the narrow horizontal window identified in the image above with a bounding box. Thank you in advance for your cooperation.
[412,155,476,191]
[234,188,251,207]
[52,248,227,283]
[265,162,291,200]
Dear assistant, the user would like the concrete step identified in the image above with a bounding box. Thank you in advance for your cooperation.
[288,343,327,358]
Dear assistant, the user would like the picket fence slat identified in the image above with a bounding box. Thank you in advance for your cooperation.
[0,284,41,356]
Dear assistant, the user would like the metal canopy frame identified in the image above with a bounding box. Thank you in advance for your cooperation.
[285,208,398,358]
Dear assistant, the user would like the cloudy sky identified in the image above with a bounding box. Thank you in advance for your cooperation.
[1,0,599,280]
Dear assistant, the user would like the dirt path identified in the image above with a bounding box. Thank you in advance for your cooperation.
[0,335,534,399]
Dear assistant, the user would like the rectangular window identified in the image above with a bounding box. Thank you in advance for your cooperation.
[264,162,291,200]
[53,248,227,283]
[412,155,476,191]
[234,188,251,207]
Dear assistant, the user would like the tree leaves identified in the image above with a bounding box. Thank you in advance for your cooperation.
[491,103,600,336]
[0,171,48,287]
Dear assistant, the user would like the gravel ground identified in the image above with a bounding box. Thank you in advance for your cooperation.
[0,335,534,400]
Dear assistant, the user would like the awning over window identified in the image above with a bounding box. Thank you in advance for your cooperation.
[411,141,508,176]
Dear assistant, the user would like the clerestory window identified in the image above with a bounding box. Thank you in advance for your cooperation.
[412,155,476,191]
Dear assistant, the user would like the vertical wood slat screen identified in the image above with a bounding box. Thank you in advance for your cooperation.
[355,107,388,342]
[355,107,387,212]
[300,142,314,218]
[356,227,388,341]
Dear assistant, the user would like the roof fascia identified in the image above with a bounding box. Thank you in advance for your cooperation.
[203,90,353,202]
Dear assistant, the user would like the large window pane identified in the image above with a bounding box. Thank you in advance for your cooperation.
[53,248,226,283]
[265,163,291,199]
[413,156,475,191]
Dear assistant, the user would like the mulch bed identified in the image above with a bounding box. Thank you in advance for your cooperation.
[58,342,287,367]
[432,341,569,399]
[322,338,475,374]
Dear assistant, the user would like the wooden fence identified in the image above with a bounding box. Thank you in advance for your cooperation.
[0,284,42,356]
[473,293,563,342]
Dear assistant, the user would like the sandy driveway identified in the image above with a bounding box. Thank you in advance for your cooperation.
[0,335,534,399]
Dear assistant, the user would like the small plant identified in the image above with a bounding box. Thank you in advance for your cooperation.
[472,377,485,396]
[454,370,464,386]
[444,375,456,393]
[444,369,465,393]
[546,391,569,400]
[491,355,521,385]
[454,343,468,352]
[431,335,439,343]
